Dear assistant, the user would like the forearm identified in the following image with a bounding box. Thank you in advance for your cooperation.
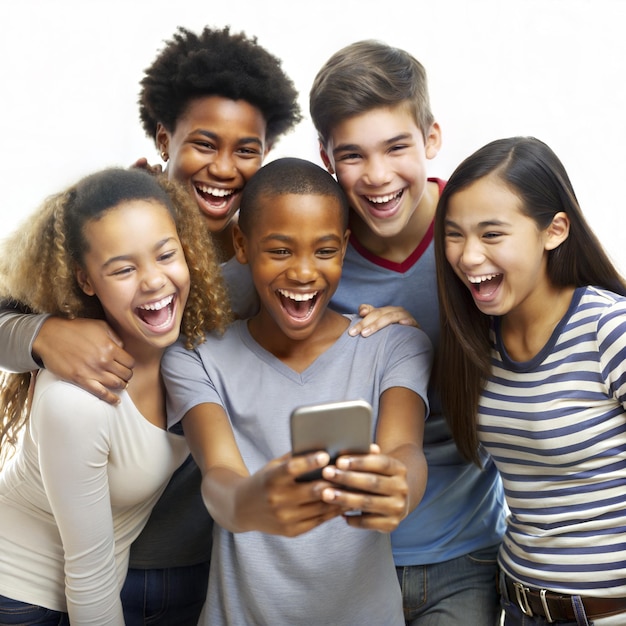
[388,442,428,516]
[0,308,48,371]
[200,465,252,533]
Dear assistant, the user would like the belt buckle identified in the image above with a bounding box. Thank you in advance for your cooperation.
[514,581,534,617]
[540,589,555,623]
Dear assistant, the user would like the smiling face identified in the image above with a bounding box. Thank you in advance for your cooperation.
[157,95,269,234]
[321,104,440,240]
[76,200,190,357]
[234,193,349,345]
[443,175,563,320]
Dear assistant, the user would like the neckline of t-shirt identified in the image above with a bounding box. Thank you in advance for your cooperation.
[349,219,434,274]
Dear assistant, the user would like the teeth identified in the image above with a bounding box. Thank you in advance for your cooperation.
[467,274,499,284]
[365,191,401,204]
[277,289,317,302]
[196,184,235,198]
[138,295,173,311]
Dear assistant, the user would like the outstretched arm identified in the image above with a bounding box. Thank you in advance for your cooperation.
[182,402,342,537]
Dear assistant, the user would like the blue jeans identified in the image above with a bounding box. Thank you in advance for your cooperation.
[121,562,210,626]
[396,545,501,625]
[0,596,69,626]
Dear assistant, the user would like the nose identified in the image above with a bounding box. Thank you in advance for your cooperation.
[141,265,167,292]
[363,154,392,187]
[459,237,485,268]
[285,254,318,284]
[208,151,236,179]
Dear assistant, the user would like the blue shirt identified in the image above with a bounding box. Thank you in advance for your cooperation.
[331,198,506,565]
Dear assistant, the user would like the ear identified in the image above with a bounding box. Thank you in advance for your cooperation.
[424,121,442,160]
[263,141,274,160]
[232,224,249,265]
[75,266,96,296]
[319,142,335,176]
[544,211,570,251]
[156,122,170,157]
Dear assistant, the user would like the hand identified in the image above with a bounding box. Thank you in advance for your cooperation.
[130,157,163,176]
[32,317,135,405]
[348,303,419,337]
[235,451,343,537]
[320,444,410,532]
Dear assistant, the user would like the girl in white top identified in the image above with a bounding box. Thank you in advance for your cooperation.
[0,168,230,625]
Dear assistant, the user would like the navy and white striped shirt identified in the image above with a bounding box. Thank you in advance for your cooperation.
[479,285,626,596]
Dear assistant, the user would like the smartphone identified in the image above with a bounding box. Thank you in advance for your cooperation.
[290,399,372,482]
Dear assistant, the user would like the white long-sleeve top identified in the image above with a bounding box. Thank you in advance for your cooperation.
[0,369,188,624]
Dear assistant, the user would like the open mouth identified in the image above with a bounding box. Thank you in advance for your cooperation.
[277,289,319,321]
[363,189,404,216]
[467,273,503,299]
[135,294,175,330]
[194,183,239,218]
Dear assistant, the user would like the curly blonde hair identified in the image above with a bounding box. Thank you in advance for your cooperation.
[0,168,231,465]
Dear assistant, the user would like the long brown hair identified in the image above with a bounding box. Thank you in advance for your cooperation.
[434,137,626,465]
[0,168,231,466]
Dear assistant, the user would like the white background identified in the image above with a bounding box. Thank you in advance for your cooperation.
[1,0,625,271]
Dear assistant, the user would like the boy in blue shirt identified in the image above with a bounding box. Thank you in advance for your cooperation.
[309,40,506,624]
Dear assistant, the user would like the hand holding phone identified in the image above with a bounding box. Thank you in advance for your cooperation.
[290,399,372,482]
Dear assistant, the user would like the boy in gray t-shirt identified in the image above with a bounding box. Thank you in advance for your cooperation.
[162,157,433,625]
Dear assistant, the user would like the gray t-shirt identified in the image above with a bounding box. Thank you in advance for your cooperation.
[162,316,432,625]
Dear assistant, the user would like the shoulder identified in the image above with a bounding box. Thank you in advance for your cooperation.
[351,320,433,356]
[162,323,244,370]
[34,370,111,411]
[31,370,115,436]
[570,286,626,347]
[577,286,626,323]
[388,323,433,361]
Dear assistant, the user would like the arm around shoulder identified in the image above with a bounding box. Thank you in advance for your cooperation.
[0,307,48,371]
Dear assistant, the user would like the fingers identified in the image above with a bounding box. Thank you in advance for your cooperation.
[249,452,342,537]
[320,453,410,532]
[265,500,343,537]
[324,452,404,494]
[97,349,134,387]
[130,158,163,175]
[287,451,331,483]
[348,304,419,337]
[84,380,124,406]
[33,318,135,405]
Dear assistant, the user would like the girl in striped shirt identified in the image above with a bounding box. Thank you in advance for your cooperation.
[434,136,626,626]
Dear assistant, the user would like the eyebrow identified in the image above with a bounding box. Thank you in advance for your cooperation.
[332,132,413,156]
[444,218,511,228]
[195,129,264,148]
[259,233,343,244]
[101,237,177,268]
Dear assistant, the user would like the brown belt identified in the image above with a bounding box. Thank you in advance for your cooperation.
[500,573,626,623]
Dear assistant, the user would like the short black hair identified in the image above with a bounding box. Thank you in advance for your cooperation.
[139,26,302,145]
[238,158,349,235]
